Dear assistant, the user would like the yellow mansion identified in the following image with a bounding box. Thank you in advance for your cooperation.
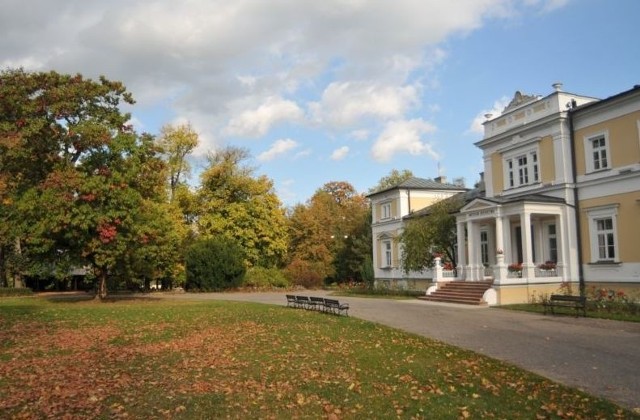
[369,83,640,304]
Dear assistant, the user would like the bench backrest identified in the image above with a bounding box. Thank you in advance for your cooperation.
[324,298,339,306]
[310,297,325,304]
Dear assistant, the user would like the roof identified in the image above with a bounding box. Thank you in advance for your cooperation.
[404,190,566,220]
[571,84,640,114]
[367,176,467,197]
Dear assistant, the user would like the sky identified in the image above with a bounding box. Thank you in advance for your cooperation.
[2,0,639,206]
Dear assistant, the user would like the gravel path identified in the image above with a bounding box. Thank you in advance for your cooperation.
[158,290,640,411]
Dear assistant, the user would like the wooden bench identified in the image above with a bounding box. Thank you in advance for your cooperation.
[295,295,311,309]
[310,296,326,311]
[544,294,586,317]
[323,298,349,316]
[286,294,297,307]
[285,296,349,316]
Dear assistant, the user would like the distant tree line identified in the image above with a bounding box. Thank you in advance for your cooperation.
[0,69,373,298]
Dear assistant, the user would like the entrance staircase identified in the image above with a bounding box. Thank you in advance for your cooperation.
[419,281,493,306]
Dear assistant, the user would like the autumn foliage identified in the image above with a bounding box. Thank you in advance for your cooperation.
[0,297,631,419]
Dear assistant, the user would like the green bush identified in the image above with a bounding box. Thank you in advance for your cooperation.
[284,259,324,289]
[242,267,290,289]
[185,238,246,292]
[0,287,34,297]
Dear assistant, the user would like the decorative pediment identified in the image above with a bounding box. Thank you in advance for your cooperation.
[460,199,496,213]
[376,232,395,240]
[503,91,538,113]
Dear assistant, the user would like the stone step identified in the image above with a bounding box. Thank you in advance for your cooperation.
[419,281,493,306]
[419,295,487,305]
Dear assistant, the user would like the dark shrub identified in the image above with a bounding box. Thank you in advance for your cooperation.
[185,238,246,291]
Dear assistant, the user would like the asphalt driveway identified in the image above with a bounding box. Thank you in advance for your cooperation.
[159,290,640,411]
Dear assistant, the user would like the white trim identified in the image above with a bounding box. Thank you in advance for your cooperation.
[502,145,541,191]
[380,201,392,221]
[585,205,619,263]
[381,239,393,268]
[583,130,610,174]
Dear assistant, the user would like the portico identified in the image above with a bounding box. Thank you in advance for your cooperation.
[431,194,578,304]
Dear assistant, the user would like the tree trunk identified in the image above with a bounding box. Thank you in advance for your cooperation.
[95,270,108,300]
[13,237,24,288]
[0,244,6,287]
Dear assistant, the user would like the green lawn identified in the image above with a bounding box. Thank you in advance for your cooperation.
[500,302,640,323]
[0,296,635,419]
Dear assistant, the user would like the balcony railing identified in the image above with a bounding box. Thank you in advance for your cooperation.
[535,267,558,277]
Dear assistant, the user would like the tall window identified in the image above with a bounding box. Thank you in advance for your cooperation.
[383,240,392,267]
[548,224,557,262]
[584,133,610,174]
[518,155,529,185]
[587,206,618,263]
[508,160,514,188]
[591,135,608,170]
[595,218,615,260]
[480,230,489,266]
[505,150,539,189]
[381,202,391,220]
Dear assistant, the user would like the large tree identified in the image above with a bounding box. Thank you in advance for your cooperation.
[368,169,414,193]
[0,69,182,298]
[399,195,463,273]
[197,146,288,268]
[287,181,370,284]
[157,123,199,202]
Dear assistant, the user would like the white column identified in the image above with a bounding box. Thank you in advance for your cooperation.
[456,221,466,279]
[466,220,477,281]
[494,216,507,283]
[433,256,443,282]
[521,212,535,279]
[556,213,567,280]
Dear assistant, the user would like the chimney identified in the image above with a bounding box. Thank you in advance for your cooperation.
[434,175,447,184]
[552,82,563,92]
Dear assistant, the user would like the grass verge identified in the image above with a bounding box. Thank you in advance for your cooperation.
[0,296,635,419]
[500,303,640,323]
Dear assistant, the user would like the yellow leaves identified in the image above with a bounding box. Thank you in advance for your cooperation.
[296,393,306,406]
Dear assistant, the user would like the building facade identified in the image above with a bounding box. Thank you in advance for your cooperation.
[368,177,466,290]
[448,83,640,304]
[370,84,640,304]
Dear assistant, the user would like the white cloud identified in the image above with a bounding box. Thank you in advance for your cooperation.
[350,129,369,141]
[371,119,439,162]
[225,96,304,138]
[309,81,420,128]
[523,0,571,13]
[331,146,350,161]
[257,138,299,162]
[467,96,511,135]
[0,0,572,179]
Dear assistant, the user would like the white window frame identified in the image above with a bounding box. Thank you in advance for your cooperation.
[586,205,619,263]
[503,146,540,190]
[480,229,489,266]
[583,131,610,173]
[380,202,392,221]
[382,239,393,268]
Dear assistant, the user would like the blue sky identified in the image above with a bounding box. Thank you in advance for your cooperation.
[2,0,639,206]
